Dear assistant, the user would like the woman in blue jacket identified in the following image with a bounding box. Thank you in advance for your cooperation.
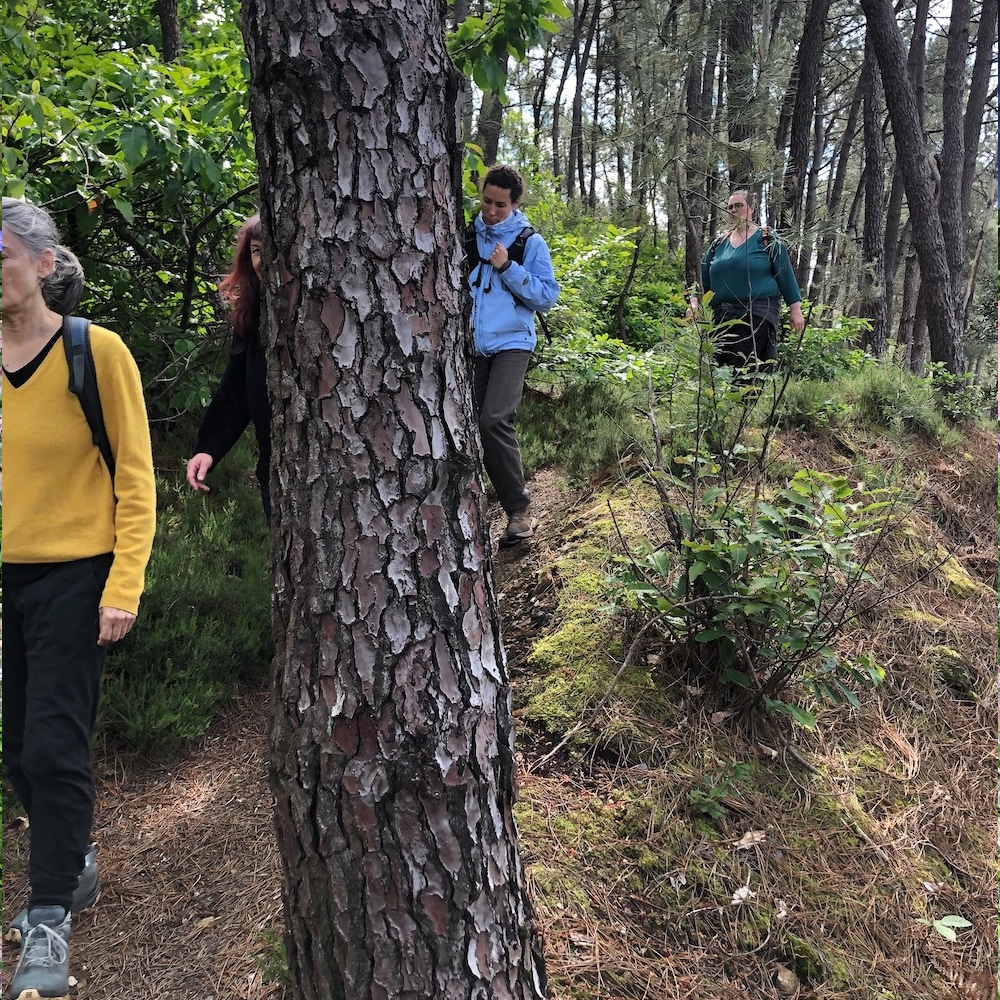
[468,165,559,547]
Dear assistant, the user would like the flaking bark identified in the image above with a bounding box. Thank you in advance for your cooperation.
[240,2,549,996]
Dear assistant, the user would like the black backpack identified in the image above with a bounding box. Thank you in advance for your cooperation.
[62,315,115,479]
[464,223,552,342]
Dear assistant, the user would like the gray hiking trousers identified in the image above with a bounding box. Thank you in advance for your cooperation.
[473,350,532,516]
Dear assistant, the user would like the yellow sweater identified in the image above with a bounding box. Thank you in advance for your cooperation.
[3,324,156,614]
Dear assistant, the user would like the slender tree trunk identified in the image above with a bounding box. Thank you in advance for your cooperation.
[580,18,605,212]
[683,0,708,285]
[859,0,965,373]
[156,0,181,61]
[794,90,823,283]
[569,0,601,203]
[911,284,929,373]
[938,0,971,298]
[550,17,577,190]
[809,78,862,300]
[724,0,755,185]
[860,36,888,355]
[475,80,507,167]
[240,1,548,996]
[775,0,832,233]
[963,171,998,325]
[531,38,557,146]
[883,0,929,320]
[961,0,998,218]
[474,24,508,171]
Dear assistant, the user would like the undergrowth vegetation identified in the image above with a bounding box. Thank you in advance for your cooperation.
[503,419,995,998]
[97,431,272,751]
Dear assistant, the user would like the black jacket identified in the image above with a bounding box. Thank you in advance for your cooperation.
[195,317,271,519]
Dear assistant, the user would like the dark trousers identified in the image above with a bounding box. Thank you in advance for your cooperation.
[473,350,532,515]
[2,554,111,910]
[714,315,778,381]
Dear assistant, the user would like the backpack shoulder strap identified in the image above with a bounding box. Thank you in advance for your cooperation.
[463,222,480,270]
[62,315,115,479]
[507,226,536,266]
[758,226,782,277]
[706,233,725,266]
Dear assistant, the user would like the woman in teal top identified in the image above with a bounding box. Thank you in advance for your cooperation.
[688,189,805,377]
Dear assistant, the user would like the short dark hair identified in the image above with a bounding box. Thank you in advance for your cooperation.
[483,165,524,204]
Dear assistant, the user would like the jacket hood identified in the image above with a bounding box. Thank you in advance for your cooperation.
[475,208,529,242]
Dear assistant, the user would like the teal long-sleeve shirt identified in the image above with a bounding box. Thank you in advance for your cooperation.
[701,229,802,326]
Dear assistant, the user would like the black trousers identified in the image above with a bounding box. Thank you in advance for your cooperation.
[3,554,111,910]
[714,314,778,381]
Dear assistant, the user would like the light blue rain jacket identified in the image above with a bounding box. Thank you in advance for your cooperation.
[468,208,559,357]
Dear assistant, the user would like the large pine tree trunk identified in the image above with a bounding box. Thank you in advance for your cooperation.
[859,0,965,374]
[240,2,549,997]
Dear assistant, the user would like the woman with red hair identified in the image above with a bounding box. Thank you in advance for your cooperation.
[186,213,272,518]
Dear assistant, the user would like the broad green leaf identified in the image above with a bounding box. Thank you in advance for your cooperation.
[112,196,134,223]
[120,124,149,169]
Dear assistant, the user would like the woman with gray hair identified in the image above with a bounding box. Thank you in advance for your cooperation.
[1,197,157,1000]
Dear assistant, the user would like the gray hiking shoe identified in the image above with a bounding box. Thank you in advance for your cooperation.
[7,906,71,1000]
[5,844,98,947]
[499,504,535,548]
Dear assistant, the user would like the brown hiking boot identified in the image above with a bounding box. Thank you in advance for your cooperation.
[499,505,535,548]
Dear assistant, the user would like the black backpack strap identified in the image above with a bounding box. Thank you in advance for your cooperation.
[464,223,480,271]
[706,234,724,266]
[508,226,552,341]
[536,311,553,343]
[759,226,781,277]
[63,315,115,479]
[507,226,535,266]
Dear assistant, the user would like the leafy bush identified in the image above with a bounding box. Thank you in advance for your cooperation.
[545,228,683,349]
[850,365,948,439]
[780,312,870,381]
[5,3,259,420]
[99,437,272,750]
[597,339,903,728]
[618,467,893,728]
[925,362,993,423]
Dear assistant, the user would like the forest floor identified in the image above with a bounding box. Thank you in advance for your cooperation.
[2,428,997,999]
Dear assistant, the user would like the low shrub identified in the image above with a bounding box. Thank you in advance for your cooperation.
[100,436,272,750]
